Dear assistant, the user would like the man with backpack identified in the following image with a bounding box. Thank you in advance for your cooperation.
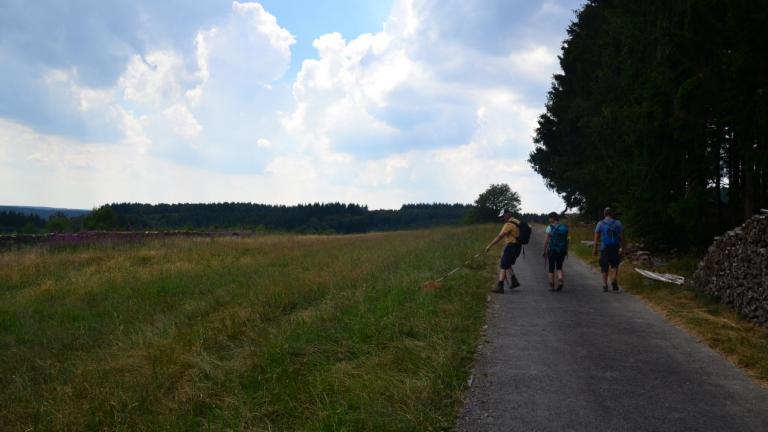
[593,207,625,292]
[543,212,568,291]
[484,209,530,293]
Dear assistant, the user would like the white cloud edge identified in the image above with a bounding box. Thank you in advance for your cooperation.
[2,0,569,212]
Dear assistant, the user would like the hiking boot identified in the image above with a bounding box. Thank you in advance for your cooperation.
[612,281,619,292]
[509,274,521,289]
[603,285,609,292]
[491,281,504,293]
[556,283,563,292]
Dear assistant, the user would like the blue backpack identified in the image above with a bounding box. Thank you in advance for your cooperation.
[548,224,568,254]
[601,220,620,247]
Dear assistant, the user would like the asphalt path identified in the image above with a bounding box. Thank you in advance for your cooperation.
[457,227,768,432]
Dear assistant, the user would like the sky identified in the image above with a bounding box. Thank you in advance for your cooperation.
[0,0,584,212]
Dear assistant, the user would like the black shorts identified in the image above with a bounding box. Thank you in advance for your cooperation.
[599,245,621,273]
[548,251,566,273]
[500,243,522,270]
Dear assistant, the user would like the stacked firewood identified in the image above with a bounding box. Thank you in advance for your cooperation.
[692,209,768,327]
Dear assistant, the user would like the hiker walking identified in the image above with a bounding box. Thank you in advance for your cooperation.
[484,209,522,293]
[543,212,568,291]
[593,207,625,292]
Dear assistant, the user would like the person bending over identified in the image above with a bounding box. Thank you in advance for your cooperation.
[485,209,522,293]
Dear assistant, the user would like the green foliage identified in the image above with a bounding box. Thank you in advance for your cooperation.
[106,202,473,233]
[529,0,768,249]
[20,222,39,234]
[83,205,118,230]
[45,212,72,233]
[0,211,45,233]
[468,184,522,223]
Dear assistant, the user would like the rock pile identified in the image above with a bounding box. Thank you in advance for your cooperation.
[692,209,768,327]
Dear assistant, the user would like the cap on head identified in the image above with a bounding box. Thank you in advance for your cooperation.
[604,207,614,217]
[498,209,508,218]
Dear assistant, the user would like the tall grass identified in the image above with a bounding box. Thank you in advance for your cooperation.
[0,225,497,431]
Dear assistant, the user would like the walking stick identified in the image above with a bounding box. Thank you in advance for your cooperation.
[421,252,483,291]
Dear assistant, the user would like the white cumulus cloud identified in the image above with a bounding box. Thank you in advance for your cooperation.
[88,2,294,168]
[163,104,203,139]
[0,0,581,212]
[277,0,572,211]
[118,51,190,107]
[191,1,295,102]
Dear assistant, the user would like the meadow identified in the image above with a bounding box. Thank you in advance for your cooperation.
[0,225,497,431]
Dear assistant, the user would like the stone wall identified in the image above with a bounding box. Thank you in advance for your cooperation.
[692,209,768,327]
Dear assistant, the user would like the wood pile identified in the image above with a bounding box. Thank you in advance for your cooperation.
[692,209,768,327]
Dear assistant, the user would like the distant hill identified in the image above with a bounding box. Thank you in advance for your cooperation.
[0,206,90,219]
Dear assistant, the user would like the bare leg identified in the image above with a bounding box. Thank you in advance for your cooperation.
[612,266,621,289]
[491,268,507,293]
[608,267,617,284]
[557,269,564,284]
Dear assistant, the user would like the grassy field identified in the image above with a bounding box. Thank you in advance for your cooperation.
[568,223,768,386]
[0,225,499,431]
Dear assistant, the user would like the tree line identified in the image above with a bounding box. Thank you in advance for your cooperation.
[529,0,767,248]
[0,203,479,234]
[106,202,476,234]
[0,211,80,234]
[0,211,46,233]
[1,186,550,235]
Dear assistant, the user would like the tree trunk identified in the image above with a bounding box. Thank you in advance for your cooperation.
[727,132,740,224]
[744,159,755,218]
[743,133,757,219]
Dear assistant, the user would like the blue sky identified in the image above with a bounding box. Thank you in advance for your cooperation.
[257,0,395,77]
[0,0,583,211]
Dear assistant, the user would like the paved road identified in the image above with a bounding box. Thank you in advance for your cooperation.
[457,227,768,432]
